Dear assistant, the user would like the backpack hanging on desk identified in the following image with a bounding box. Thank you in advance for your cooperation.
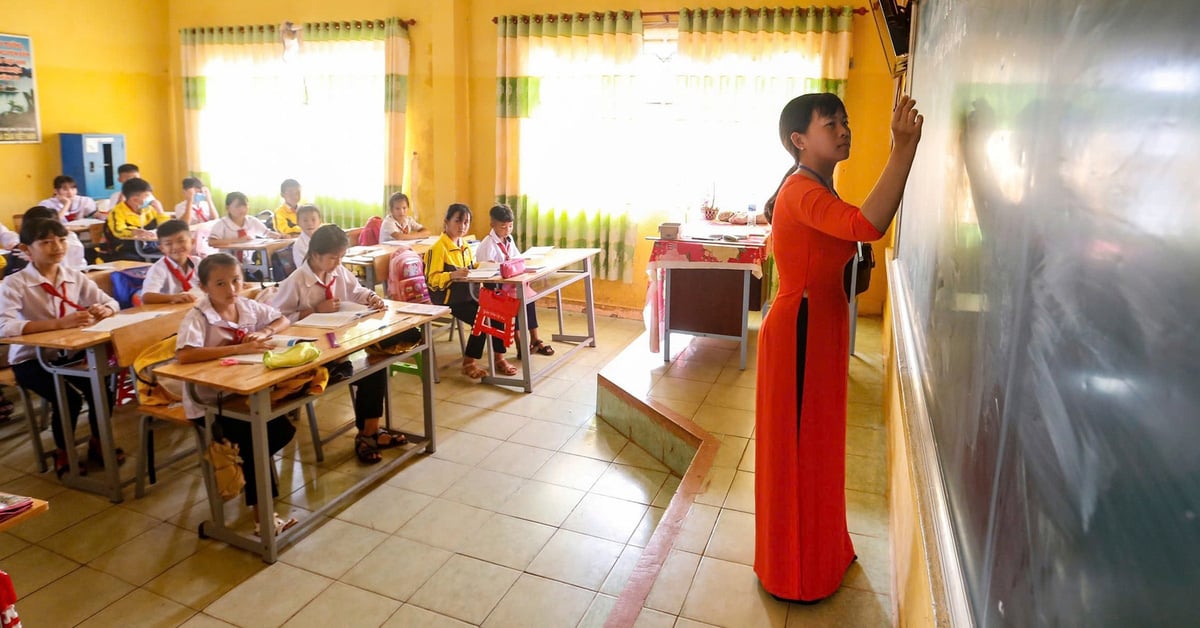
[843,242,875,300]
[111,266,150,309]
[270,244,297,279]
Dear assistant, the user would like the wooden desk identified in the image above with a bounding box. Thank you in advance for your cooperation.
[218,239,294,281]
[646,234,768,370]
[459,248,600,393]
[83,260,151,298]
[0,302,194,502]
[155,303,443,563]
[342,244,402,292]
[0,498,48,534]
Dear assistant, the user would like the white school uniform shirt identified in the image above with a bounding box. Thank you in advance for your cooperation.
[292,232,312,268]
[64,232,87,269]
[0,263,118,365]
[173,200,218,224]
[474,229,521,264]
[381,215,423,240]
[142,255,202,296]
[270,262,375,322]
[209,215,270,263]
[0,224,19,250]
[39,196,97,222]
[176,295,282,419]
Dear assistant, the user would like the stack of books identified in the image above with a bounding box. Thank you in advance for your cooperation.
[0,493,33,523]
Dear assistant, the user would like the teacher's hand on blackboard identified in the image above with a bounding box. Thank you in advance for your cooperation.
[892,95,924,151]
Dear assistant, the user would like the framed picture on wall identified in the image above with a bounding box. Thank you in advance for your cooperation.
[0,33,40,144]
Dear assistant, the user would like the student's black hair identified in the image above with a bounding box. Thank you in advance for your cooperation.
[489,204,514,223]
[296,204,321,221]
[280,179,301,195]
[444,203,471,224]
[225,191,248,208]
[22,206,57,223]
[122,177,152,197]
[198,253,240,285]
[52,175,76,190]
[19,217,68,246]
[182,177,204,190]
[305,224,349,261]
[156,219,190,239]
[763,92,847,223]
[117,163,139,175]
[388,191,410,209]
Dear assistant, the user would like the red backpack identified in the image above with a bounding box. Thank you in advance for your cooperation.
[387,248,431,303]
[358,216,383,246]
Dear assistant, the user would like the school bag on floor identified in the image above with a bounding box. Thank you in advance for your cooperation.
[359,216,383,246]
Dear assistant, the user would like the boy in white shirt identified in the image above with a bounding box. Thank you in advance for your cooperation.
[38,175,97,222]
[0,217,119,477]
[141,220,202,304]
[474,204,555,357]
[270,225,399,465]
[381,192,429,241]
[173,177,218,224]
[291,204,323,268]
[175,253,297,535]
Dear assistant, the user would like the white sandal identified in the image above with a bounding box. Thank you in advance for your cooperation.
[254,512,298,537]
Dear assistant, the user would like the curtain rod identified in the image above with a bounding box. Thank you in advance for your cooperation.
[492,7,867,24]
[185,18,415,33]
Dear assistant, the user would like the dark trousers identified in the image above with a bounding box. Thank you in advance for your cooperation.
[13,358,103,451]
[213,415,296,507]
[449,301,508,359]
[353,371,386,430]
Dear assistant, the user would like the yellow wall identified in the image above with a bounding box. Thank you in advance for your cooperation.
[0,0,171,225]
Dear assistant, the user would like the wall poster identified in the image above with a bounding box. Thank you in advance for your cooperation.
[0,34,39,143]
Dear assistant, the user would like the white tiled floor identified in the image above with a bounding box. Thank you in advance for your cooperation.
[0,309,890,627]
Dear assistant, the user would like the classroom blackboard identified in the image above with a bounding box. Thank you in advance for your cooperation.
[894,1,1200,625]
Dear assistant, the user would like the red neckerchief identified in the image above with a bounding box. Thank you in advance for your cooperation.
[316,273,336,300]
[63,200,80,222]
[192,204,208,222]
[501,235,516,260]
[39,281,86,318]
[208,306,248,344]
[164,257,195,291]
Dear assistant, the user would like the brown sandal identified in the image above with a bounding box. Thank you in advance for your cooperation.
[494,357,518,376]
[461,360,487,379]
[530,340,555,356]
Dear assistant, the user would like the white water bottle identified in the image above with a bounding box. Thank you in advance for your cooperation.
[746,203,758,225]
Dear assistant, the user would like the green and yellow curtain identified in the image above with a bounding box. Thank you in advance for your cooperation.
[180,19,410,227]
[495,11,643,283]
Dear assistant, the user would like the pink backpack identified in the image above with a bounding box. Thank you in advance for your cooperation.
[358,216,382,246]
[387,248,431,303]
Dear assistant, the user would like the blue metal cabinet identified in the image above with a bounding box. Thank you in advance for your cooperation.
[59,133,126,199]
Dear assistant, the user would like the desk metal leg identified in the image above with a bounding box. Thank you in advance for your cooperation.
[40,348,81,481]
[582,258,597,348]
[515,284,533,393]
[250,391,277,563]
[555,290,565,335]
[421,322,437,453]
[662,268,672,362]
[740,270,750,371]
[87,345,123,502]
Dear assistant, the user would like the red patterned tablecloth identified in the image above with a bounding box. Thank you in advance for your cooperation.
[645,237,768,352]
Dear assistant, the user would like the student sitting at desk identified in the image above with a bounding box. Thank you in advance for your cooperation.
[176,254,298,535]
[106,178,170,261]
[381,192,429,241]
[141,220,201,304]
[474,204,554,357]
[291,204,322,269]
[425,203,518,379]
[273,179,303,236]
[173,177,217,224]
[208,192,279,265]
[38,175,97,223]
[269,225,399,464]
[0,217,119,478]
[108,163,164,219]
[16,207,87,270]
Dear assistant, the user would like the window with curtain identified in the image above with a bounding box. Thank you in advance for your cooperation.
[181,19,410,226]
[495,7,853,281]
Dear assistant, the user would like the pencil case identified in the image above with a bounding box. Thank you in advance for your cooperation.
[499,258,526,279]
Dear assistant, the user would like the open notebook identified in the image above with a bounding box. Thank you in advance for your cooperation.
[293,302,375,328]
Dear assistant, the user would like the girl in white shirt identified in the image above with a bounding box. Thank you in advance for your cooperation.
[0,218,119,477]
[175,253,297,535]
[270,225,401,464]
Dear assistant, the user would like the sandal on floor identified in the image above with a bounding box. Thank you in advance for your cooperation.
[530,340,555,356]
[366,428,407,449]
[494,358,518,376]
[355,432,382,464]
[461,361,487,380]
[254,513,299,537]
[88,438,126,468]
